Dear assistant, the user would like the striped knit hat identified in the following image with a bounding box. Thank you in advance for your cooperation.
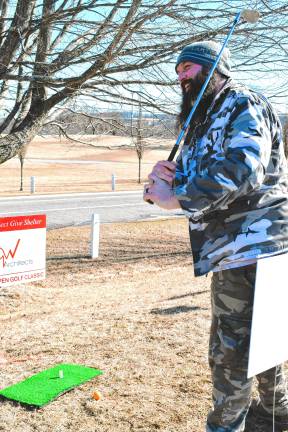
[175,41,231,77]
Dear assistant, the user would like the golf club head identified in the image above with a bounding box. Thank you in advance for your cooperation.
[241,9,261,24]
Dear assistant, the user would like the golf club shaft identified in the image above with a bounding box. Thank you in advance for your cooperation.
[168,11,242,162]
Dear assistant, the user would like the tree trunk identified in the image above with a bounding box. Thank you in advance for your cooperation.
[0,115,44,164]
[19,154,24,192]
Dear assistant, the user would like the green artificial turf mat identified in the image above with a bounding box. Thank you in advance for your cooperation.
[0,363,103,407]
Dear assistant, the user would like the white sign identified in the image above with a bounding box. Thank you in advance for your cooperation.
[248,253,288,378]
[0,215,46,287]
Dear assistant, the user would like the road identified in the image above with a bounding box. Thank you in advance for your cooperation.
[0,191,183,229]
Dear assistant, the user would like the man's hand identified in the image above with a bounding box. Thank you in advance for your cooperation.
[143,160,179,208]
[143,177,181,210]
[148,160,177,185]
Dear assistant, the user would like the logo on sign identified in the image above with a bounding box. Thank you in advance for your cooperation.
[0,239,21,267]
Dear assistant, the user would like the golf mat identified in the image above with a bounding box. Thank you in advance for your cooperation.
[0,363,103,407]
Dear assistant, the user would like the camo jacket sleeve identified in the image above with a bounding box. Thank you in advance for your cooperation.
[173,91,273,221]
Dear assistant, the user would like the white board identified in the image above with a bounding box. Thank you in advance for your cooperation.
[0,214,46,287]
[248,253,288,378]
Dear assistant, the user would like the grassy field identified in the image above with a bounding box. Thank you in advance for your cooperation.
[0,135,173,196]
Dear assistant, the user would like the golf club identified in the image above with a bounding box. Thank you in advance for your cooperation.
[145,9,260,204]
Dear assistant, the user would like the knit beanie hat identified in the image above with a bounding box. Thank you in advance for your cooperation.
[175,41,231,77]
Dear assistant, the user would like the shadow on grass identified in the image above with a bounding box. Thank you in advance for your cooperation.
[151,305,207,315]
[47,251,191,263]
[47,255,90,260]
[167,290,209,301]
[0,395,38,411]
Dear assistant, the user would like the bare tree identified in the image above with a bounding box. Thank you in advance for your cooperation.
[0,0,287,166]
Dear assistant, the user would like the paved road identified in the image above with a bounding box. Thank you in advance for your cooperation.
[0,191,183,229]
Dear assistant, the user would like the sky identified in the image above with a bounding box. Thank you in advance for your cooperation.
[80,0,288,116]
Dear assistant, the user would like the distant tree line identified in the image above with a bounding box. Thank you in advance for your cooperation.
[41,110,177,140]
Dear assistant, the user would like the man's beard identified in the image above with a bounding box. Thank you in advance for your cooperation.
[177,68,219,133]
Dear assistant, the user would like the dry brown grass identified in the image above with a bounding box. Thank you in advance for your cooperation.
[0,219,276,432]
[0,219,213,432]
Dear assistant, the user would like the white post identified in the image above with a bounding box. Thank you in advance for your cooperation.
[30,176,36,194]
[112,174,116,191]
[91,214,100,259]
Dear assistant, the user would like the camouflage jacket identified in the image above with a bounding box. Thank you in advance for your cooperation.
[173,79,288,277]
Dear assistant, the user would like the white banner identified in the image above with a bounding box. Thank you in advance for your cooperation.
[248,253,288,378]
[0,215,46,287]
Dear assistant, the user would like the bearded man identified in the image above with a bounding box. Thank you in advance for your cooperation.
[143,41,288,431]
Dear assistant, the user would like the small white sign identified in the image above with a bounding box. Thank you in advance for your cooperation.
[248,253,288,378]
[0,215,46,287]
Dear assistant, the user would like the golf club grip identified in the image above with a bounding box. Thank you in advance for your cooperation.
[168,144,178,162]
[146,144,178,205]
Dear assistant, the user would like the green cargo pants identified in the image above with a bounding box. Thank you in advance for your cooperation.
[206,264,288,431]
